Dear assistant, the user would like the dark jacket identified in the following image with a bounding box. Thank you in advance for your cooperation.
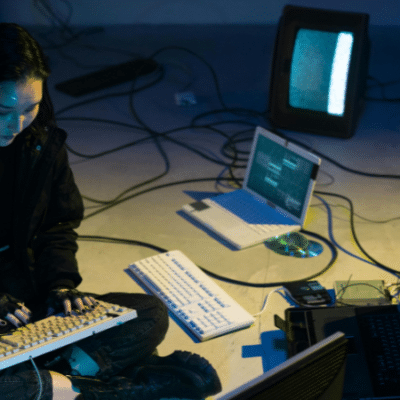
[9,123,84,305]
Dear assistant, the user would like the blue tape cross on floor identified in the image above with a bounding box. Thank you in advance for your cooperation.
[242,330,288,373]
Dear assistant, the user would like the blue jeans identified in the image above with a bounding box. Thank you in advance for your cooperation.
[0,293,169,400]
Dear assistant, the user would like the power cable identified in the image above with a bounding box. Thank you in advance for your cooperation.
[60,117,246,168]
[35,1,399,185]
[270,127,400,180]
[81,177,240,220]
[311,200,400,225]
[366,75,400,102]
[77,230,337,288]
[315,191,400,277]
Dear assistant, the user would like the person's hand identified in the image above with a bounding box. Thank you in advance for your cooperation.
[0,292,32,329]
[46,288,98,317]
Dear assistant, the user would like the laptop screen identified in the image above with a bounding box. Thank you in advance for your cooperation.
[245,131,317,219]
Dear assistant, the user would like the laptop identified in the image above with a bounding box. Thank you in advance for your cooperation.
[181,126,321,249]
[218,331,348,400]
[278,305,400,399]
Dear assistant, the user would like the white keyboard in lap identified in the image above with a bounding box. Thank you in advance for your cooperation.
[128,250,255,341]
[0,300,137,370]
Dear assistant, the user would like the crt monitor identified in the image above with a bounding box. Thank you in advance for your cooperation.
[218,331,348,400]
[268,5,370,138]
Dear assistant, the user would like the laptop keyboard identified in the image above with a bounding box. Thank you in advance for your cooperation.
[210,193,297,236]
[211,189,297,226]
[358,312,400,397]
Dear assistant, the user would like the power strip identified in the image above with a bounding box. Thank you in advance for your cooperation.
[334,280,390,306]
[55,58,158,97]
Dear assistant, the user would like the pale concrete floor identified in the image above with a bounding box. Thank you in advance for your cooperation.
[28,24,400,398]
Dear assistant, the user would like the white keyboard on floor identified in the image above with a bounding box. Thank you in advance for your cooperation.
[128,250,255,341]
[0,300,137,370]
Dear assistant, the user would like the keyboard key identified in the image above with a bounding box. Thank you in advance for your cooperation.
[359,313,400,396]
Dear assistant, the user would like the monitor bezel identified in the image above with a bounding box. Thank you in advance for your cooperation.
[268,5,370,138]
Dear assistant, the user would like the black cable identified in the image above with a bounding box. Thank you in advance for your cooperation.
[315,190,400,276]
[77,235,167,254]
[128,81,172,202]
[81,177,240,220]
[218,130,254,187]
[34,0,74,36]
[60,118,245,207]
[126,45,260,177]
[367,75,387,100]
[34,1,145,69]
[33,7,395,295]
[47,37,255,212]
[38,13,399,184]
[191,108,265,126]
[53,43,266,126]
[311,200,400,224]
[77,229,337,288]
[149,46,227,110]
[46,29,400,231]
[365,75,400,102]
[34,0,103,50]
[30,356,43,400]
[60,117,244,168]
[198,229,337,288]
[49,35,400,182]
[221,133,254,162]
[270,127,400,180]
[63,120,248,200]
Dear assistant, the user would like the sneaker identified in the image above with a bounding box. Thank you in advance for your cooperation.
[69,351,221,400]
[132,351,222,399]
[68,375,161,400]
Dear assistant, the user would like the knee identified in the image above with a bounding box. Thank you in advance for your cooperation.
[150,295,169,334]
[136,294,168,320]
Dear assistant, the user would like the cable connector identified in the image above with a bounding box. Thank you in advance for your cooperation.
[175,91,197,106]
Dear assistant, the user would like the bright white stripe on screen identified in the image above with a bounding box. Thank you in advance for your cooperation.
[328,32,353,116]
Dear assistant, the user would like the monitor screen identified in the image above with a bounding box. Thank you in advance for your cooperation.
[290,29,353,116]
[268,5,369,138]
[246,133,316,219]
[218,332,348,400]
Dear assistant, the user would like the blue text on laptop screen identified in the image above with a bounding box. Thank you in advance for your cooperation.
[246,135,315,219]
[289,29,354,116]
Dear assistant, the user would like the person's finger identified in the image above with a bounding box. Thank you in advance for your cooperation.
[5,313,22,328]
[17,303,32,316]
[63,299,72,316]
[14,309,30,324]
[82,296,98,309]
[74,297,87,313]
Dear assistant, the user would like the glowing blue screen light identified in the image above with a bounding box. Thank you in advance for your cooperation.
[289,29,354,116]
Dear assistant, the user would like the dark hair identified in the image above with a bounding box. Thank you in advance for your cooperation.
[0,23,56,129]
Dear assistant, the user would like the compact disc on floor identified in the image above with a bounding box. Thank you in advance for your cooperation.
[265,233,323,258]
